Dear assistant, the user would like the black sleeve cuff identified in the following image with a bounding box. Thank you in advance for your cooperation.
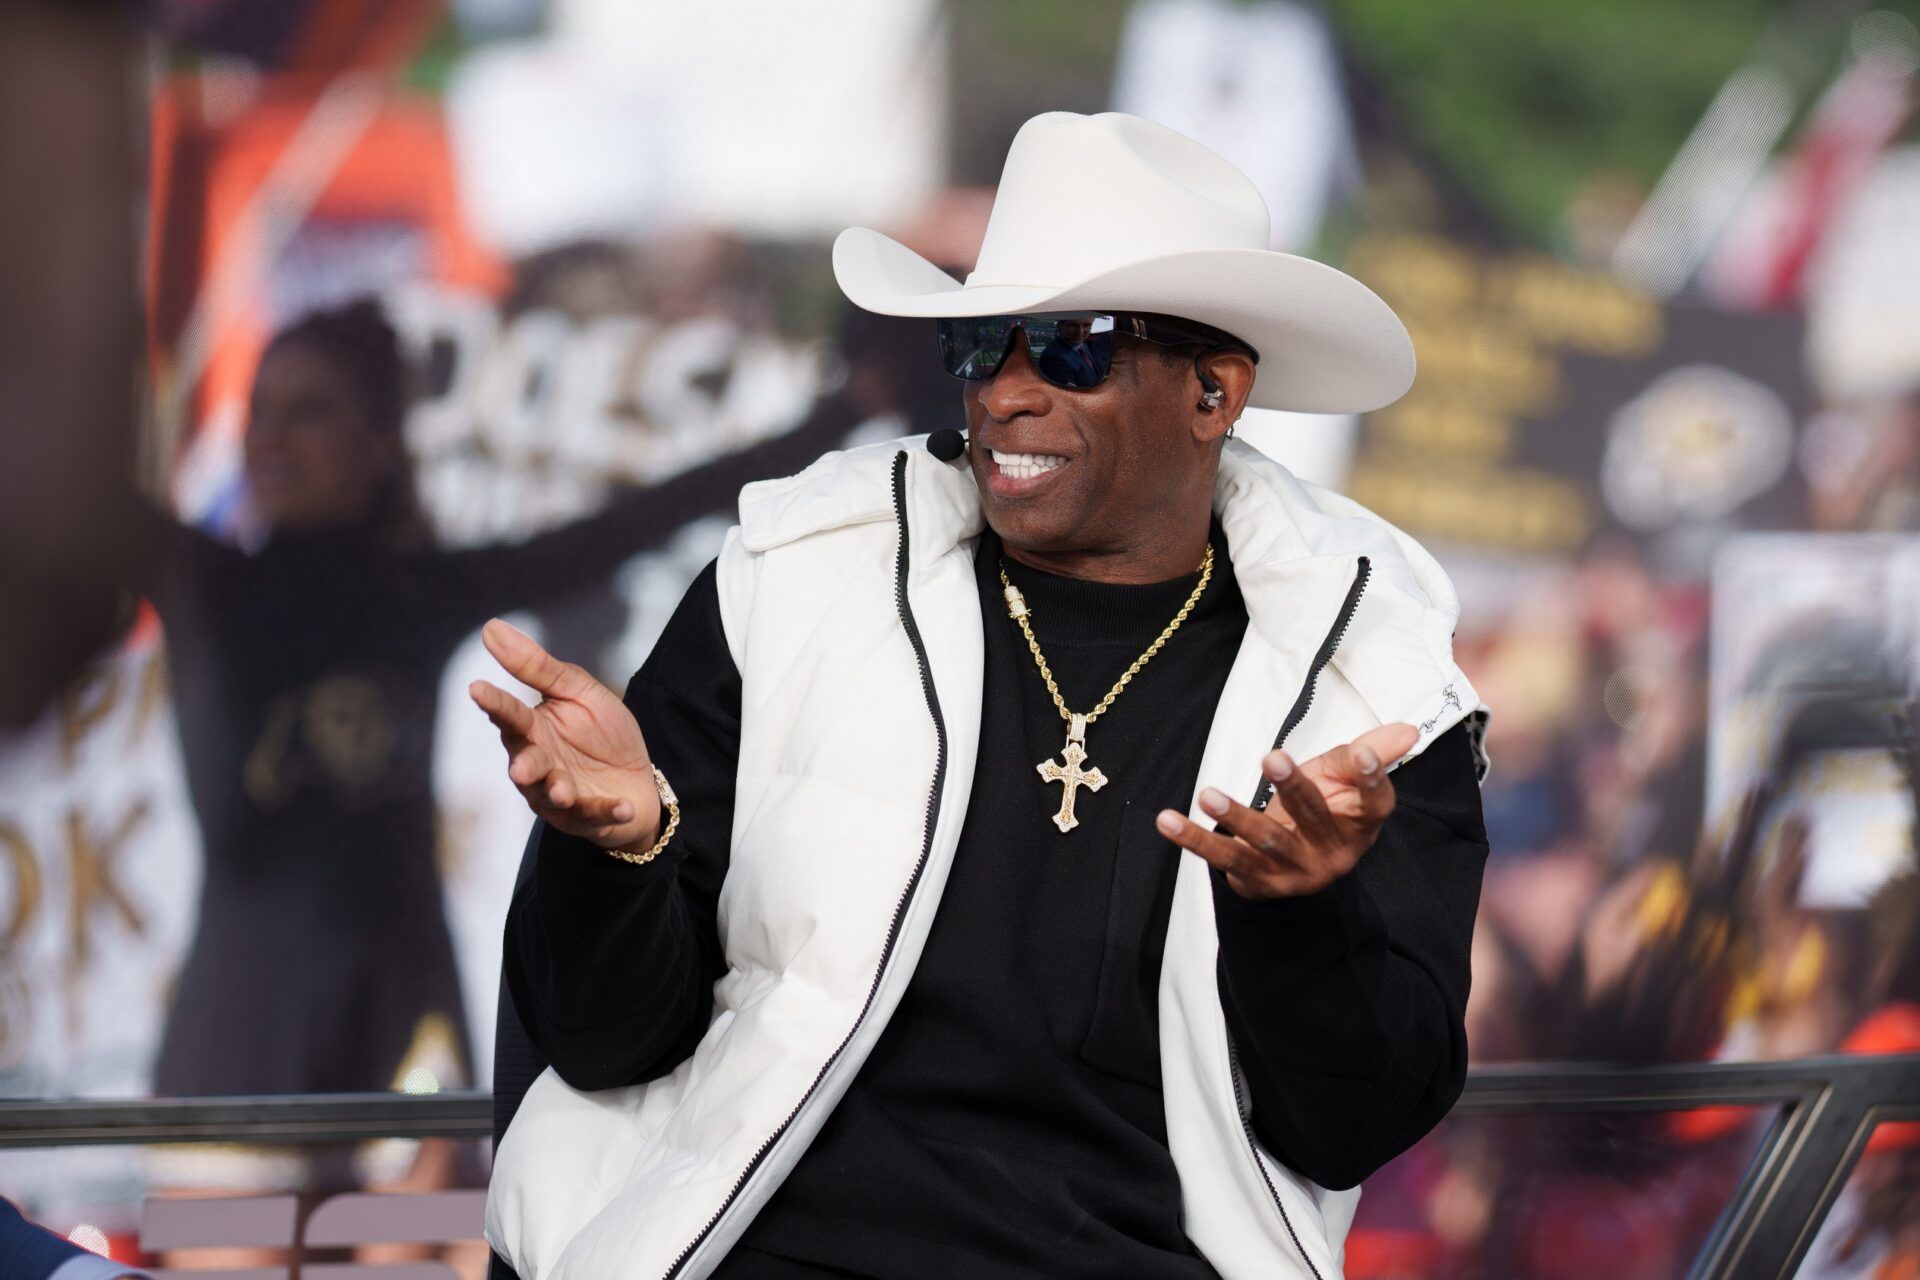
[1210,864,1387,970]
[533,817,683,911]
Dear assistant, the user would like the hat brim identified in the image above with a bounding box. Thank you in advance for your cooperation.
[833,226,1414,414]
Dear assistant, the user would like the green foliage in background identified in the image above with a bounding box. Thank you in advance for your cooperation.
[1331,0,1920,244]
[955,0,1920,248]
[404,17,470,94]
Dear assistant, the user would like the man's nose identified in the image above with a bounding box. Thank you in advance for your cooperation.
[978,329,1052,420]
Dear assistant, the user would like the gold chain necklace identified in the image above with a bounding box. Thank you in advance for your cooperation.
[999,544,1215,833]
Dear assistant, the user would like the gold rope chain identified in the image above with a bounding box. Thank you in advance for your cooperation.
[998,543,1215,729]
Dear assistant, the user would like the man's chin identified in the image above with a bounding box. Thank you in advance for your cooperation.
[980,499,1090,557]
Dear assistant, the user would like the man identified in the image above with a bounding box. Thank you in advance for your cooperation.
[1037,316,1106,387]
[477,112,1490,1280]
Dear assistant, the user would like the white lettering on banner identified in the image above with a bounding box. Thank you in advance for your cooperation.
[0,648,195,1092]
[0,283,821,1220]
[385,288,498,460]
[386,286,824,546]
[0,643,202,1220]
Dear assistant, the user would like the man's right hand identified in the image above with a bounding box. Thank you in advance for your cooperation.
[468,618,660,851]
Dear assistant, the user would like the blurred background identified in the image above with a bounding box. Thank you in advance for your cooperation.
[1,0,1917,1275]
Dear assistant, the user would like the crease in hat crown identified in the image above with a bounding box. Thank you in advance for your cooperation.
[963,112,1273,291]
[831,109,1417,415]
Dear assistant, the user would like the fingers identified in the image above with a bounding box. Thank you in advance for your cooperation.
[1307,722,1417,828]
[502,741,568,809]
[1155,808,1260,881]
[472,648,648,840]
[568,793,637,826]
[504,740,554,789]
[468,679,536,738]
[1210,768,1367,887]
[1259,750,1340,849]
[1158,721,1425,899]
[480,618,583,698]
[1156,804,1320,898]
[1337,722,1420,780]
[506,745,635,826]
[1197,785,1302,867]
[1332,740,1399,829]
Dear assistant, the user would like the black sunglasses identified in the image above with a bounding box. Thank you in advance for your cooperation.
[936,311,1257,390]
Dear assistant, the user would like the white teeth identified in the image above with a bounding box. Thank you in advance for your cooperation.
[990,449,1066,480]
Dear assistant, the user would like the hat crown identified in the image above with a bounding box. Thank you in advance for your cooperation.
[966,112,1272,292]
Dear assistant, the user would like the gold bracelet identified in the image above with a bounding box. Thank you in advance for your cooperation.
[604,765,679,865]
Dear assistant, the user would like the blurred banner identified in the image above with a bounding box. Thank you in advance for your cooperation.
[1709,536,1920,907]
[1346,233,1812,567]
[1112,0,1357,252]
[3,0,955,1236]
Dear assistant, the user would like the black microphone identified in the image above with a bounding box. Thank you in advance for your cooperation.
[926,429,968,462]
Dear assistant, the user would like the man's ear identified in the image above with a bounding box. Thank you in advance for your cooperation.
[1192,349,1255,445]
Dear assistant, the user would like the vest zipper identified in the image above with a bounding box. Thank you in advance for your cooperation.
[658,522,1363,1277]
[660,450,949,1278]
[1249,556,1371,815]
[1230,552,1370,1280]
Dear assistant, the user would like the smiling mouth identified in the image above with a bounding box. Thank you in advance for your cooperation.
[989,448,1068,481]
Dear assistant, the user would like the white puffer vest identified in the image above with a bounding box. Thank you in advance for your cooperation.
[487,436,1491,1280]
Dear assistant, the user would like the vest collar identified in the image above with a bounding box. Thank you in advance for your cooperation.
[737,435,1469,725]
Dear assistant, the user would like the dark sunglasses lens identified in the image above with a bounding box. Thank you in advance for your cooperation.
[939,314,1116,388]
[939,316,1018,380]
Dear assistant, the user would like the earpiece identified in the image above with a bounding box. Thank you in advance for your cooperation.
[1194,352,1225,412]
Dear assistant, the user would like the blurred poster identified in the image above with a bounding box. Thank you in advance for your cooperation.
[1345,232,1814,569]
[0,637,202,1217]
[2,1,936,1199]
[1708,534,1920,907]
[1112,0,1357,251]
[149,75,507,519]
[1804,145,1920,404]
[1111,0,1367,490]
[0,642,200,1100]
[444,0,946,252]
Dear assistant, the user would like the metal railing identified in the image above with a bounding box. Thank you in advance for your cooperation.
[4,1054,1918,1279]
[1459,1055,1920,1279]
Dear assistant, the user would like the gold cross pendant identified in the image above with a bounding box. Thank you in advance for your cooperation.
[1037,712,1107,834]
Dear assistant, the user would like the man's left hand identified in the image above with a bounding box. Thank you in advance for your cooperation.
[1155,722,1420,899]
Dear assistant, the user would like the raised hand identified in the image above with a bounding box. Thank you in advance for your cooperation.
[1155,722,1421,899]
[467,619,660,851]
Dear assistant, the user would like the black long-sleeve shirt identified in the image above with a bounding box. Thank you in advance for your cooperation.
[504,525,1488,1277]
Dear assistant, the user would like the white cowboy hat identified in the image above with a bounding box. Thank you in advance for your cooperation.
[833,111,1415,414]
